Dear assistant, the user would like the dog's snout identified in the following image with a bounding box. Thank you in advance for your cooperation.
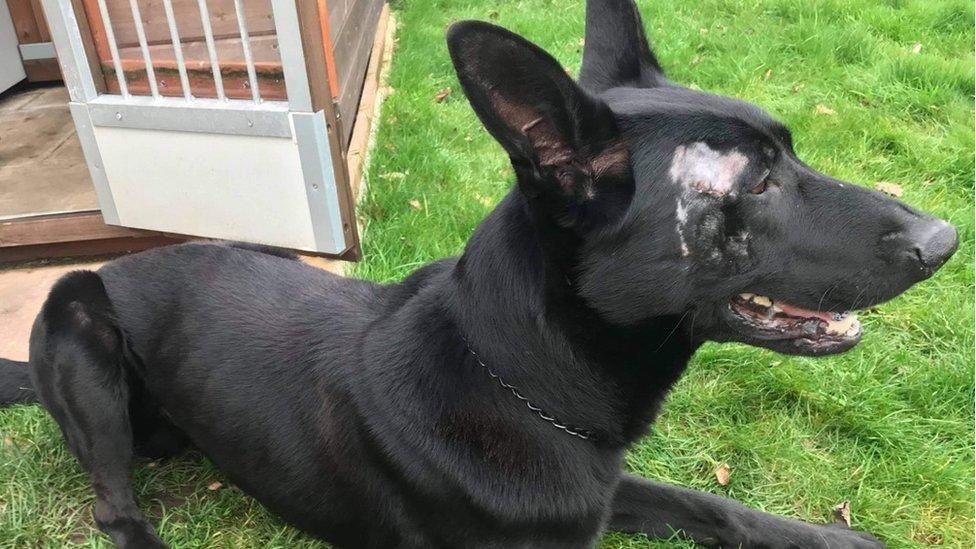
[879,217,957,279]
[911,219,958,273]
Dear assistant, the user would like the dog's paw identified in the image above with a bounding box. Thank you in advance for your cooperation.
[817,523,885,549]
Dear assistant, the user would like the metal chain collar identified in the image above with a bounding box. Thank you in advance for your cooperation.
[463,340,596,442]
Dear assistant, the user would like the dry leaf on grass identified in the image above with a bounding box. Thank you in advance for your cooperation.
[474,194,494,207]
[691,55,702,65]
[875,181,903,197]
[408,199,422,210]
[911,42,922,54]
[379,171,408,181]
[763,68,773,80]
[815,104,836,116]
[207,482,223,491]
[434,87,452,103]
[832,500,852,527]
[714,464,731,486]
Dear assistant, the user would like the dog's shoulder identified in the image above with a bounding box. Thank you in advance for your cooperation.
[218,241,301,261]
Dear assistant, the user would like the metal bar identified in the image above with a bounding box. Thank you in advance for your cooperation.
[37,0,99,100]
[95,0,128,97]
[269,0,311,111]
[196,0,226,101]
[161,0,192,100]
[18,41,56,60]
[88,95,292,137]
[292,110,346,253]
[69,103,121,224]
[232,0,261,103]
[127,0,159,98]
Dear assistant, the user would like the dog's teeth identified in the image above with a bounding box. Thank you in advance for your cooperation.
[739,293,754,300]
[825,314,858,335]
[753,295,773,307]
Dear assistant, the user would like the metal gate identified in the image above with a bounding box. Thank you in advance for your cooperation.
[41,0,354,254]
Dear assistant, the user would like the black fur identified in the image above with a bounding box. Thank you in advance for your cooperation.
[0,2,957,547]
[0,358,32,404]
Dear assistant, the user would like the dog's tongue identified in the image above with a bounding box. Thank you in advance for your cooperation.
[775,301,835,323]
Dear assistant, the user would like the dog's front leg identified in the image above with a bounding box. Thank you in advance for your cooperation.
[608,474,883,548]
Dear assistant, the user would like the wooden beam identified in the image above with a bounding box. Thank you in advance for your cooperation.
[345,4,390,202]
[71,0,106,92]
[6,0,43,44]
[23,58,61,82]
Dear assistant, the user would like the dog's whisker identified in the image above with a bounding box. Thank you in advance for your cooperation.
[655,309,693,353]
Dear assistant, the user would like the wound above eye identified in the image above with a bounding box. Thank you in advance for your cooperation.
[669,142,749,197]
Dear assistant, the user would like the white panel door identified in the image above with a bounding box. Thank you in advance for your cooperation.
[0,0,26,93]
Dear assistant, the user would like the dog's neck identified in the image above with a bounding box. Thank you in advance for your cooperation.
[449,191,699,447]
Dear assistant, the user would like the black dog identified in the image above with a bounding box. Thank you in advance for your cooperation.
[0,1,957,547]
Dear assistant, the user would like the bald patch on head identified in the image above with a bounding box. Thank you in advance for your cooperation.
[669,142,749,197]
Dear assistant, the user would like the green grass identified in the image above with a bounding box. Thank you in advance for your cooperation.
[1,0,973,547]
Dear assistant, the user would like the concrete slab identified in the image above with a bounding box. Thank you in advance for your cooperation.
[0,254,345,362]
[0,85,97,219]
[0,260,104,361]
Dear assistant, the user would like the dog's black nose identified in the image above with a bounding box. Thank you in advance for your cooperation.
[911,219,958,273]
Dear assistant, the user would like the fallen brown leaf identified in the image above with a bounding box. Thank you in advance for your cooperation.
[714,463,731,486]
[815,104,836,116]
[832,501,851,527]
[379,171,407,181]
[763,68,773,81]
[207,482,223,491]
[875,181,903,197]
[434,87,452,103]
[791,83,804,94]
[474,194,494,207]
[488,10,499,19]
[911,42,922,54]
[408,199,422,210]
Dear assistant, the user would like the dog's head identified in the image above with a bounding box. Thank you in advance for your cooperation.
[447,0,957,356]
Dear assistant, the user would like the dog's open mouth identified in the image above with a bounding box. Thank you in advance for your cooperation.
[726,293,862,355]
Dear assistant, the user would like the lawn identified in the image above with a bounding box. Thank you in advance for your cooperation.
[1,0,973,547]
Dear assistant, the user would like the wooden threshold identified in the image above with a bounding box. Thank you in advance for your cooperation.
[0,211,185,264]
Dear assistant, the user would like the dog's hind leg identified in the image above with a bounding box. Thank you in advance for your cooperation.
[608,474,883,548]
[29,271,167,549]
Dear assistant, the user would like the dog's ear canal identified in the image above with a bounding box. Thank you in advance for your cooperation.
[447,21,633,228]
[578,0,666,93]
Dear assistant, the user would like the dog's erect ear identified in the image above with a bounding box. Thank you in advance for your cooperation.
[578,0,665,93]
[447,21,632,227]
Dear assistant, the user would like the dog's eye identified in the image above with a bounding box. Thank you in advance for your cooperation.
[750,179,769,195]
